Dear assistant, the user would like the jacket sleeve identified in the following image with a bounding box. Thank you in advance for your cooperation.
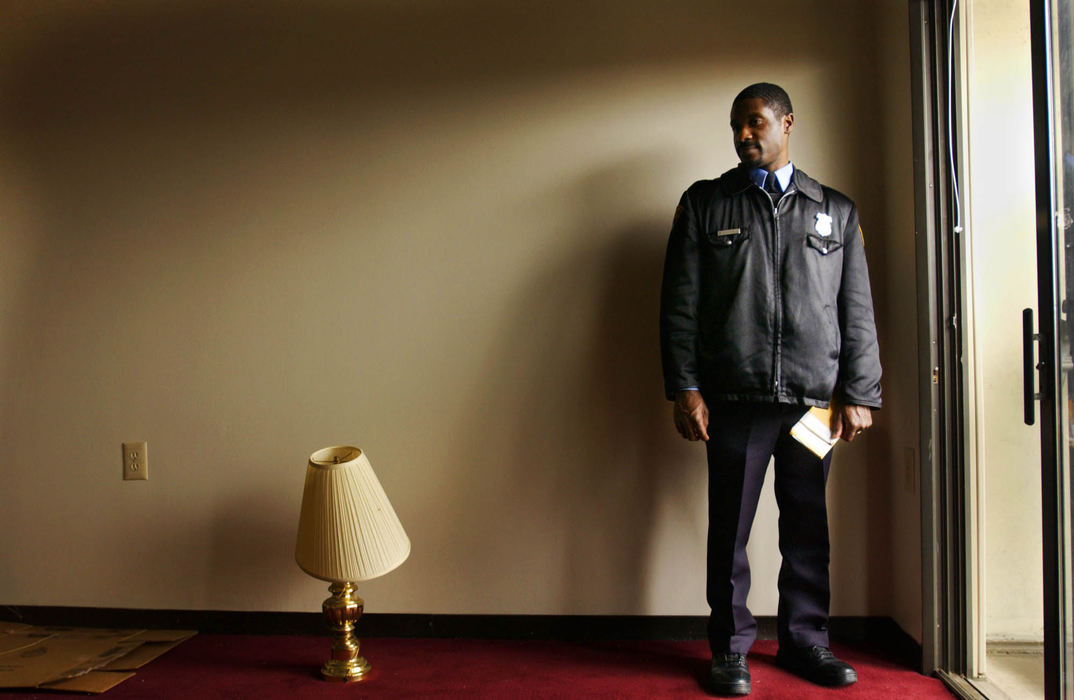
[835,206,883,408]
[659,190,702,400]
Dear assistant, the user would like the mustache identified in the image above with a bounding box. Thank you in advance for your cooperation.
[737,141,758,151]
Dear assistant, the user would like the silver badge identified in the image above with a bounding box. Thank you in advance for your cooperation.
[814,213,833,237]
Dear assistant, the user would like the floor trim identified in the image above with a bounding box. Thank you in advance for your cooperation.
[0,606,921,662]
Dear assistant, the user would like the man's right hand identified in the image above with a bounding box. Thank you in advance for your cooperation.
[673,390,710,442]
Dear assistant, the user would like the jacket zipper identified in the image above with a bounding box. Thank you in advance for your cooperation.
[768,188,788,398]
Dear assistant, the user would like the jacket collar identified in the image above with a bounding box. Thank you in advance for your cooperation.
[720,164,824,203]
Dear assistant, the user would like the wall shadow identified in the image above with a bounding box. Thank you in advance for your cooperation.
[1,0,827,135]
[207,489,302,608]
[419,155,695,614]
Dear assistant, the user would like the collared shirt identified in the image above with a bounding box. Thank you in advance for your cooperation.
[748,162,794,192]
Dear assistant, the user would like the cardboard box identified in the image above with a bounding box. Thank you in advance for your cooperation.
[0,622,195,693]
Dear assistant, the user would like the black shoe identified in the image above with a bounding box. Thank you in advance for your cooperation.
[776,645,857,687]
[707,653,751,696]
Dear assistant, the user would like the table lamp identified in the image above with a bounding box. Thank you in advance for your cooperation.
[295,445,411,681]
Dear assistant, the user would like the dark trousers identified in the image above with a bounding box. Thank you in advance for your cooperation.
[705,401,833,655]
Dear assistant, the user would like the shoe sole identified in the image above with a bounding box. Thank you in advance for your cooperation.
[707,679,751,696]
[775,658,857,687]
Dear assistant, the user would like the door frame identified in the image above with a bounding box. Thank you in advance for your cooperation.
[910,0,968,683]
[1028,0,1064,696]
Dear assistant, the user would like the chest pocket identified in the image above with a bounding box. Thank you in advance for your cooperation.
[706,227,751,248]
[806,234,843,256]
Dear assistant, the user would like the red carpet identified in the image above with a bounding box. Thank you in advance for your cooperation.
[1,636,953,698]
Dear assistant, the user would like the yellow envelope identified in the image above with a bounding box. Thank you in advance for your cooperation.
[790,406,838,458]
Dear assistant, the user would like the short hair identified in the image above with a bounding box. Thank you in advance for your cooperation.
[732,83,793,118]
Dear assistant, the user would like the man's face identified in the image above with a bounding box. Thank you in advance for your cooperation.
[729,97,793,172]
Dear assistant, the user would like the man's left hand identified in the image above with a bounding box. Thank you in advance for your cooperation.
[830,402,873,442]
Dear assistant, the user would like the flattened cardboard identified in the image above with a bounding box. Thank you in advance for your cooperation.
[43,671,136,694]
[0,634,137,686]
[0,624,195,693]
[102,630,197,671]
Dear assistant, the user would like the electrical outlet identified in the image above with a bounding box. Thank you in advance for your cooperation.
[122,441,148,481]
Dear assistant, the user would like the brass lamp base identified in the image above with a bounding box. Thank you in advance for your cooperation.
[320,582,371,682]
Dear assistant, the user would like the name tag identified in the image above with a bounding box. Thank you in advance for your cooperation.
[717,228,741,237]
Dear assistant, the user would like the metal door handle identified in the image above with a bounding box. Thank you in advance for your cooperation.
[1024,308,1038,425]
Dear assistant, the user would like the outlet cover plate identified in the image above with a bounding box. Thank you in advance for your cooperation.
[122,441,148,480]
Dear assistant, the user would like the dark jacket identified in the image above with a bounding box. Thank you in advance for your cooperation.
[659,165,882,409]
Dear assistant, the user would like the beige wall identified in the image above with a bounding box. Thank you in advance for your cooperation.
[0,0,920,631]
[874,0,922,642]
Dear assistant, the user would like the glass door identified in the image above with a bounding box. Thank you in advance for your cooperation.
[1030,0,1074,696]
[915,0,1074,695]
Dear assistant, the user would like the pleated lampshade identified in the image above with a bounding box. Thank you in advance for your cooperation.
[295,446,411,583]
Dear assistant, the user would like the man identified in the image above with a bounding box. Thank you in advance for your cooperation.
[659,83,881,696]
